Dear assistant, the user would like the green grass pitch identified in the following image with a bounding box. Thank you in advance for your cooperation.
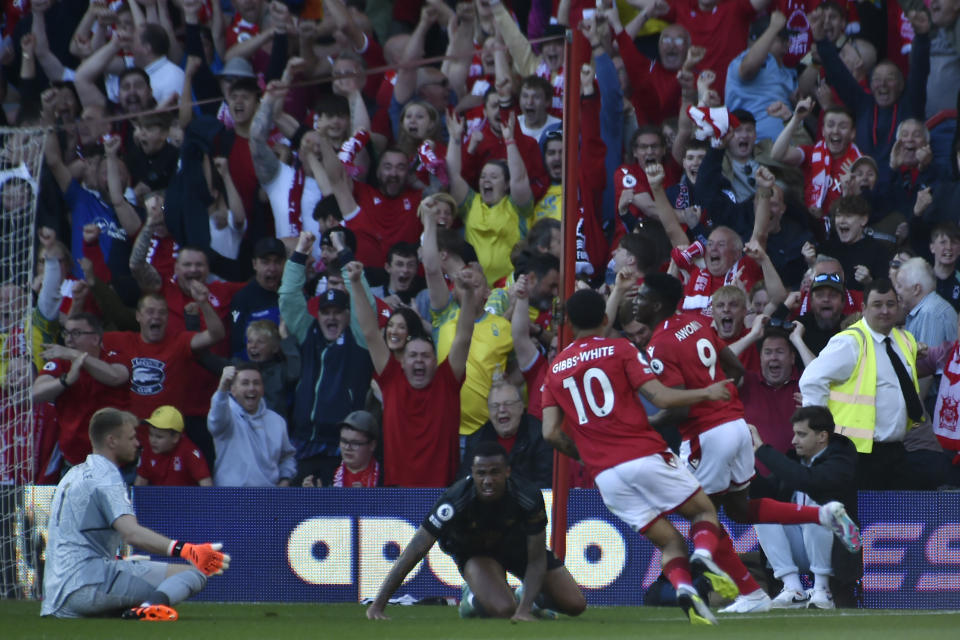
[4,601,960,640]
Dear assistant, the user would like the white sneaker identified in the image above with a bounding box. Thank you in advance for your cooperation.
[769,587,810,609]
[819,501,862,552]
[458,584,477,618]
[718,589,772,613]
[807,588,835,610]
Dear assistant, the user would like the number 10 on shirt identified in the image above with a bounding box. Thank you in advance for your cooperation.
[562,368,615,425]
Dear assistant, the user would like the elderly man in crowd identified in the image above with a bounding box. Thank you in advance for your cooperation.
[459,380,553,487]
[894,257,959,348]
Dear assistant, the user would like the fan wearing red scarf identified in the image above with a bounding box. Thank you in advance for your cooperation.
[301,411,382,488]
[250,74,326,257]
[771,97,860,217]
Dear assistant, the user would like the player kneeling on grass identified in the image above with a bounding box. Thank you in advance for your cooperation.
[366,442,586,622]
[41,408,230,621]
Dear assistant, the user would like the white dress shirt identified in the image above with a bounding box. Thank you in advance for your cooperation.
[144,57,185,106]
[799,322,916,444]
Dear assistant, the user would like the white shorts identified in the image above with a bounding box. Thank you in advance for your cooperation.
[680,418,755,495]
[595,451,701,533]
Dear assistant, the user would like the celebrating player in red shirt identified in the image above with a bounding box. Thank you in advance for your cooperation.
[541,289,738,626]
[633,273,862,613]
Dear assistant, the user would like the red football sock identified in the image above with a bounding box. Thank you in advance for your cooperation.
[713,534,761,594]
[748,498,820,525]
[662,557,694,592]
[690,520,721,557]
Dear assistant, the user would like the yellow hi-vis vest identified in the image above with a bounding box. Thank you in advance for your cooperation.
[827,318,919,454]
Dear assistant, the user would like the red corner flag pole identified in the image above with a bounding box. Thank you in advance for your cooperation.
[551,27,582,562]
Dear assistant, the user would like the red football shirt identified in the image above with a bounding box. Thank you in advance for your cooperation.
[614,161,682,225]
[104,331,198,419]
[717,325,761,374]
[160,277,241,415]
[344,182,423,268]
[39,350,129,465]
[522,351,548,421]
[644,313,744,441]
[146,235,179,283]
[375,357,462,487]
[666,0,757,98]
[137,433,211,486]
[460,121,550,201]
[227,136,265,233]
[225,14,259,49]
[615,30,682,125]
[541,336,667,478]
[740,370,801,474]
[614,163,653,224]
[161,277,243,337]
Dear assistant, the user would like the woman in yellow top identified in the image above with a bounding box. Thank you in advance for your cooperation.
[445,110,533,287]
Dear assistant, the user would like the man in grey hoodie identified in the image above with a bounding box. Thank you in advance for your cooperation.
[207,363,297,486]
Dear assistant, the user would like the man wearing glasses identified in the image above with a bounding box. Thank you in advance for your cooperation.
[458,381,553,488]
[33,313,130,473]
[302,411,381,488]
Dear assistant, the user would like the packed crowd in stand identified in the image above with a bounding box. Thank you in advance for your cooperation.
[3,0,960,489]
[2,0,960,606]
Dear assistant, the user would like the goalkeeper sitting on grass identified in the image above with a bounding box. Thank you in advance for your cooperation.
[41,408,230,621]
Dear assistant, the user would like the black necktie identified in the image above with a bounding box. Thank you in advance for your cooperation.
[884,337,923,422]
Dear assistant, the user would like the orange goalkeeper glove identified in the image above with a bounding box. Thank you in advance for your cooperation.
[169,541,231,576]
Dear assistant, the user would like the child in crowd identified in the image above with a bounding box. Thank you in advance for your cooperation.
[804,195,891,290]
[135,405,212,487]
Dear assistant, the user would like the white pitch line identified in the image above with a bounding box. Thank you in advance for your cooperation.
[633,609,960,623]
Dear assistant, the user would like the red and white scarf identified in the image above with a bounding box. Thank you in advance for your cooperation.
[534,60,565,116]
[687,106,741,148]
[935,342,960,452]
[287,162,306,236]
[332,460,380,487]
[805,140,861,209]
[338,129,371,179]
[227,15,259,48]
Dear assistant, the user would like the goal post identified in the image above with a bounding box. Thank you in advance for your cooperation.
[1,126,49,599]
[551,29,585,562]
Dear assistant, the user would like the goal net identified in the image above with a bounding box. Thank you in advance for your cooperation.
[1,126,48,599]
